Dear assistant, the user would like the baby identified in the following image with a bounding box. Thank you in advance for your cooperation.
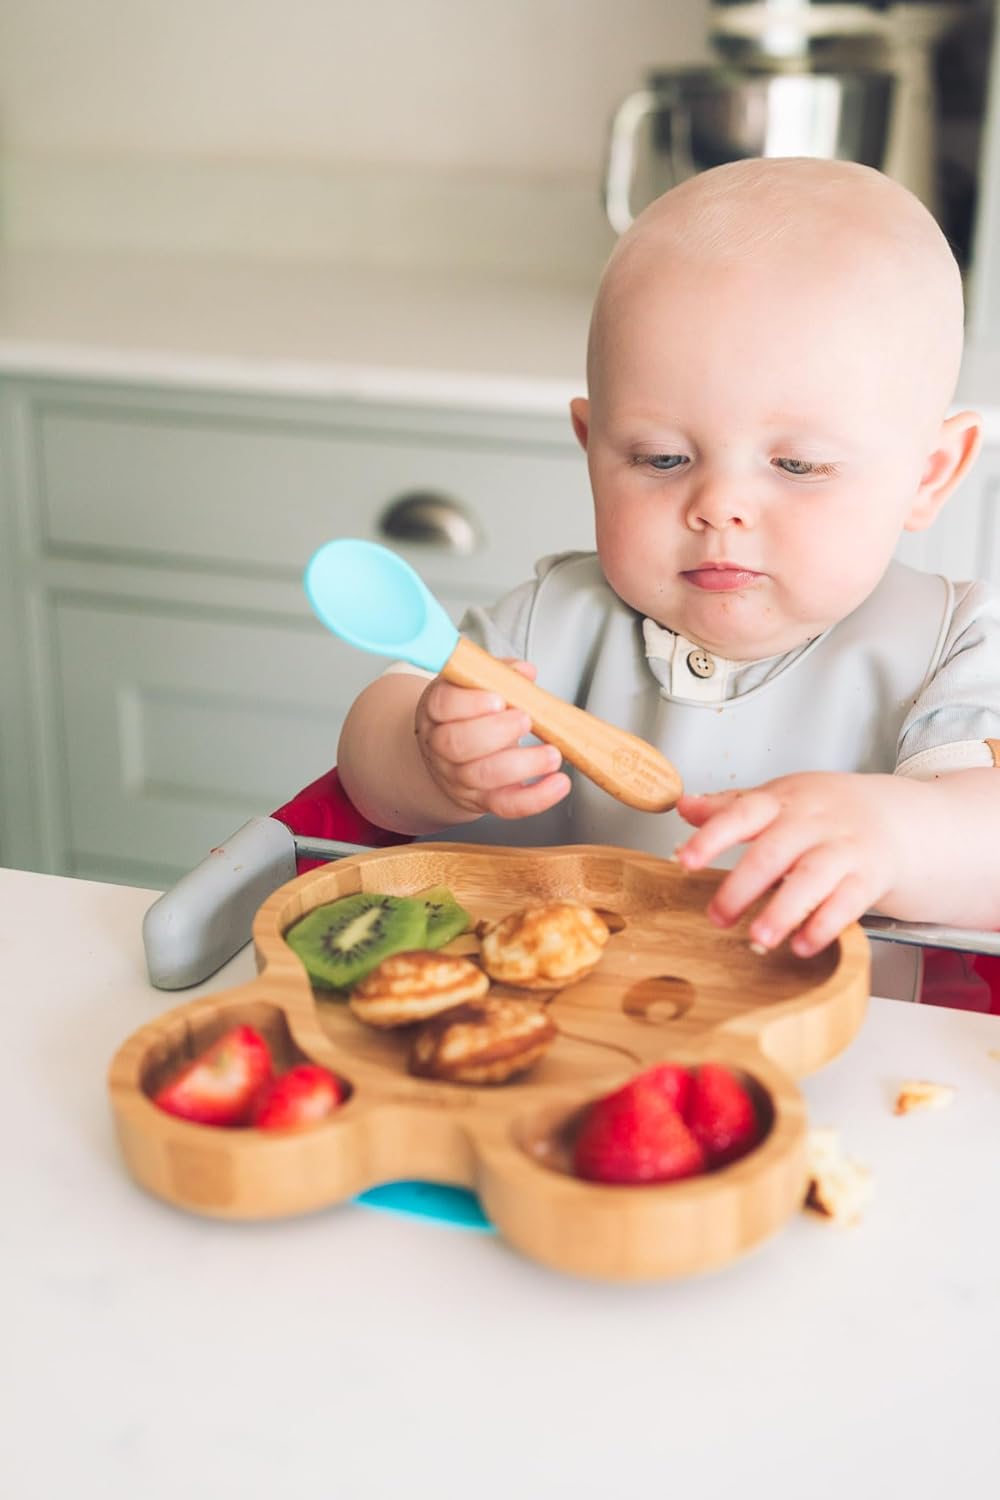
[338,157,1000,993]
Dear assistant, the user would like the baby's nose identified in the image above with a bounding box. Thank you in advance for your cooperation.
[684,479,755,530]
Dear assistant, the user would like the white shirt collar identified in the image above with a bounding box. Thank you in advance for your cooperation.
[642,617,814,702]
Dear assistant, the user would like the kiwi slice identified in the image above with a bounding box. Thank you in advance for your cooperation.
[285,892,428,991]
[414,885,471,948]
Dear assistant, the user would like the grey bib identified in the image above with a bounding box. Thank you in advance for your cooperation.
[436,554,955,1000]
[456,553,950,854]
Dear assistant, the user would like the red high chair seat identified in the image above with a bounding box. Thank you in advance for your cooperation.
[921,949,1000,1015]
[272,767,412,873]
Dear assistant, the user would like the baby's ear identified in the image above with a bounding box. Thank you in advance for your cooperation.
[904,410,983,531]
[569,397,590,452]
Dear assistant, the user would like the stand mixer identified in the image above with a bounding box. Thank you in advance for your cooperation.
[712,0,974,211]
[605,0,979,232]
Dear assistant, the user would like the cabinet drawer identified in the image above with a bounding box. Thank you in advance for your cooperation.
[52,596,437,882]
[35,396,594,594]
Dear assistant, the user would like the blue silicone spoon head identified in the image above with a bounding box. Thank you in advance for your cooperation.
[304,538,459,672]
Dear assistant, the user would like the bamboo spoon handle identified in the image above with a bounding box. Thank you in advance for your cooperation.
[442,636,682,813]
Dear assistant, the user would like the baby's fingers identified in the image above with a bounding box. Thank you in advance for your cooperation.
[786,875,873,958]
[422,680,508,724]
[675,790,782,869]
[677,790,742,827]
[456,743,563,796]
[421,659,537,726]
[724,840,876,957]
[484,770,572,821]
[427,708,531,765]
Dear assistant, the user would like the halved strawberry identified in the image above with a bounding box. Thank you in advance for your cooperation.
[621,1061,693,1116]
[687,1063,759,1167]
[250,1063,345,1131]
[153,1025,272,1127]
[573,1084,706,1185]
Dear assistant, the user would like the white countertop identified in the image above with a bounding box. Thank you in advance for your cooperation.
[0,248,590,412]
[5,864,1000,1499]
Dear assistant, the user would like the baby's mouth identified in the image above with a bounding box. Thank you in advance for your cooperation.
[681,563,764,593]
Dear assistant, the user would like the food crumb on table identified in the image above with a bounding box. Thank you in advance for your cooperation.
[803,1127,873,1227]
[893,1079,956,1115]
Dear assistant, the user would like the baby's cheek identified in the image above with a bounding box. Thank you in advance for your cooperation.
[593,524,617,572]
[595,514,640,585]
[596,547,640,611]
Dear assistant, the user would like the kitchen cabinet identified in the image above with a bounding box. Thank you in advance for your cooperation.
[0,377,594,887]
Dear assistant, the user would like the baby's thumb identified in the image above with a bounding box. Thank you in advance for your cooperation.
[501,658,538,682]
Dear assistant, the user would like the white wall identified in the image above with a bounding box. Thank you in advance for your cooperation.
[0,0,710,278]
[0,1,709,170]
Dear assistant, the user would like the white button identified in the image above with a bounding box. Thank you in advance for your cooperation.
[687,649,715,679]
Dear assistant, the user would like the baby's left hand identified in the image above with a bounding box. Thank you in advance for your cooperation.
[675,773,910,957]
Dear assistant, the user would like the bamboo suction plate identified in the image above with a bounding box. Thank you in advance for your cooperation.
[109,844,870,1282]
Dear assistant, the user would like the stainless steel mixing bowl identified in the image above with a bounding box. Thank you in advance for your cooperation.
[605,67,894,232]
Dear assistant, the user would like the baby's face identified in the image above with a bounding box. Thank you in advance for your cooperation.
[581,253,942,661]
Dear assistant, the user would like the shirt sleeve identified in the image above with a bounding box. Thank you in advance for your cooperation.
[895,579,1000,778]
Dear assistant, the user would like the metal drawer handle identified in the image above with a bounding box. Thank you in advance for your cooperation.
[378,491,481,555]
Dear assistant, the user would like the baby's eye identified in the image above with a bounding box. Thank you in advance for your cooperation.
[773,457,838,478]
[634,454,688,472]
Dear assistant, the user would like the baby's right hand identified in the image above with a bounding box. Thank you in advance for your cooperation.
[414,661,572,820]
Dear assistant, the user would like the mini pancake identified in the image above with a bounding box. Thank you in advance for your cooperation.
[349,950,489,1029]
[409,997,556,1084]
[480,901,610,991]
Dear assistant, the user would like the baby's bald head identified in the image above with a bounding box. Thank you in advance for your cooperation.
[587,158,964,439]
[573,158,980,660]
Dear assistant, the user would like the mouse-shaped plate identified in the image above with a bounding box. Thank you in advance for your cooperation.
[108,844,869,1282]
